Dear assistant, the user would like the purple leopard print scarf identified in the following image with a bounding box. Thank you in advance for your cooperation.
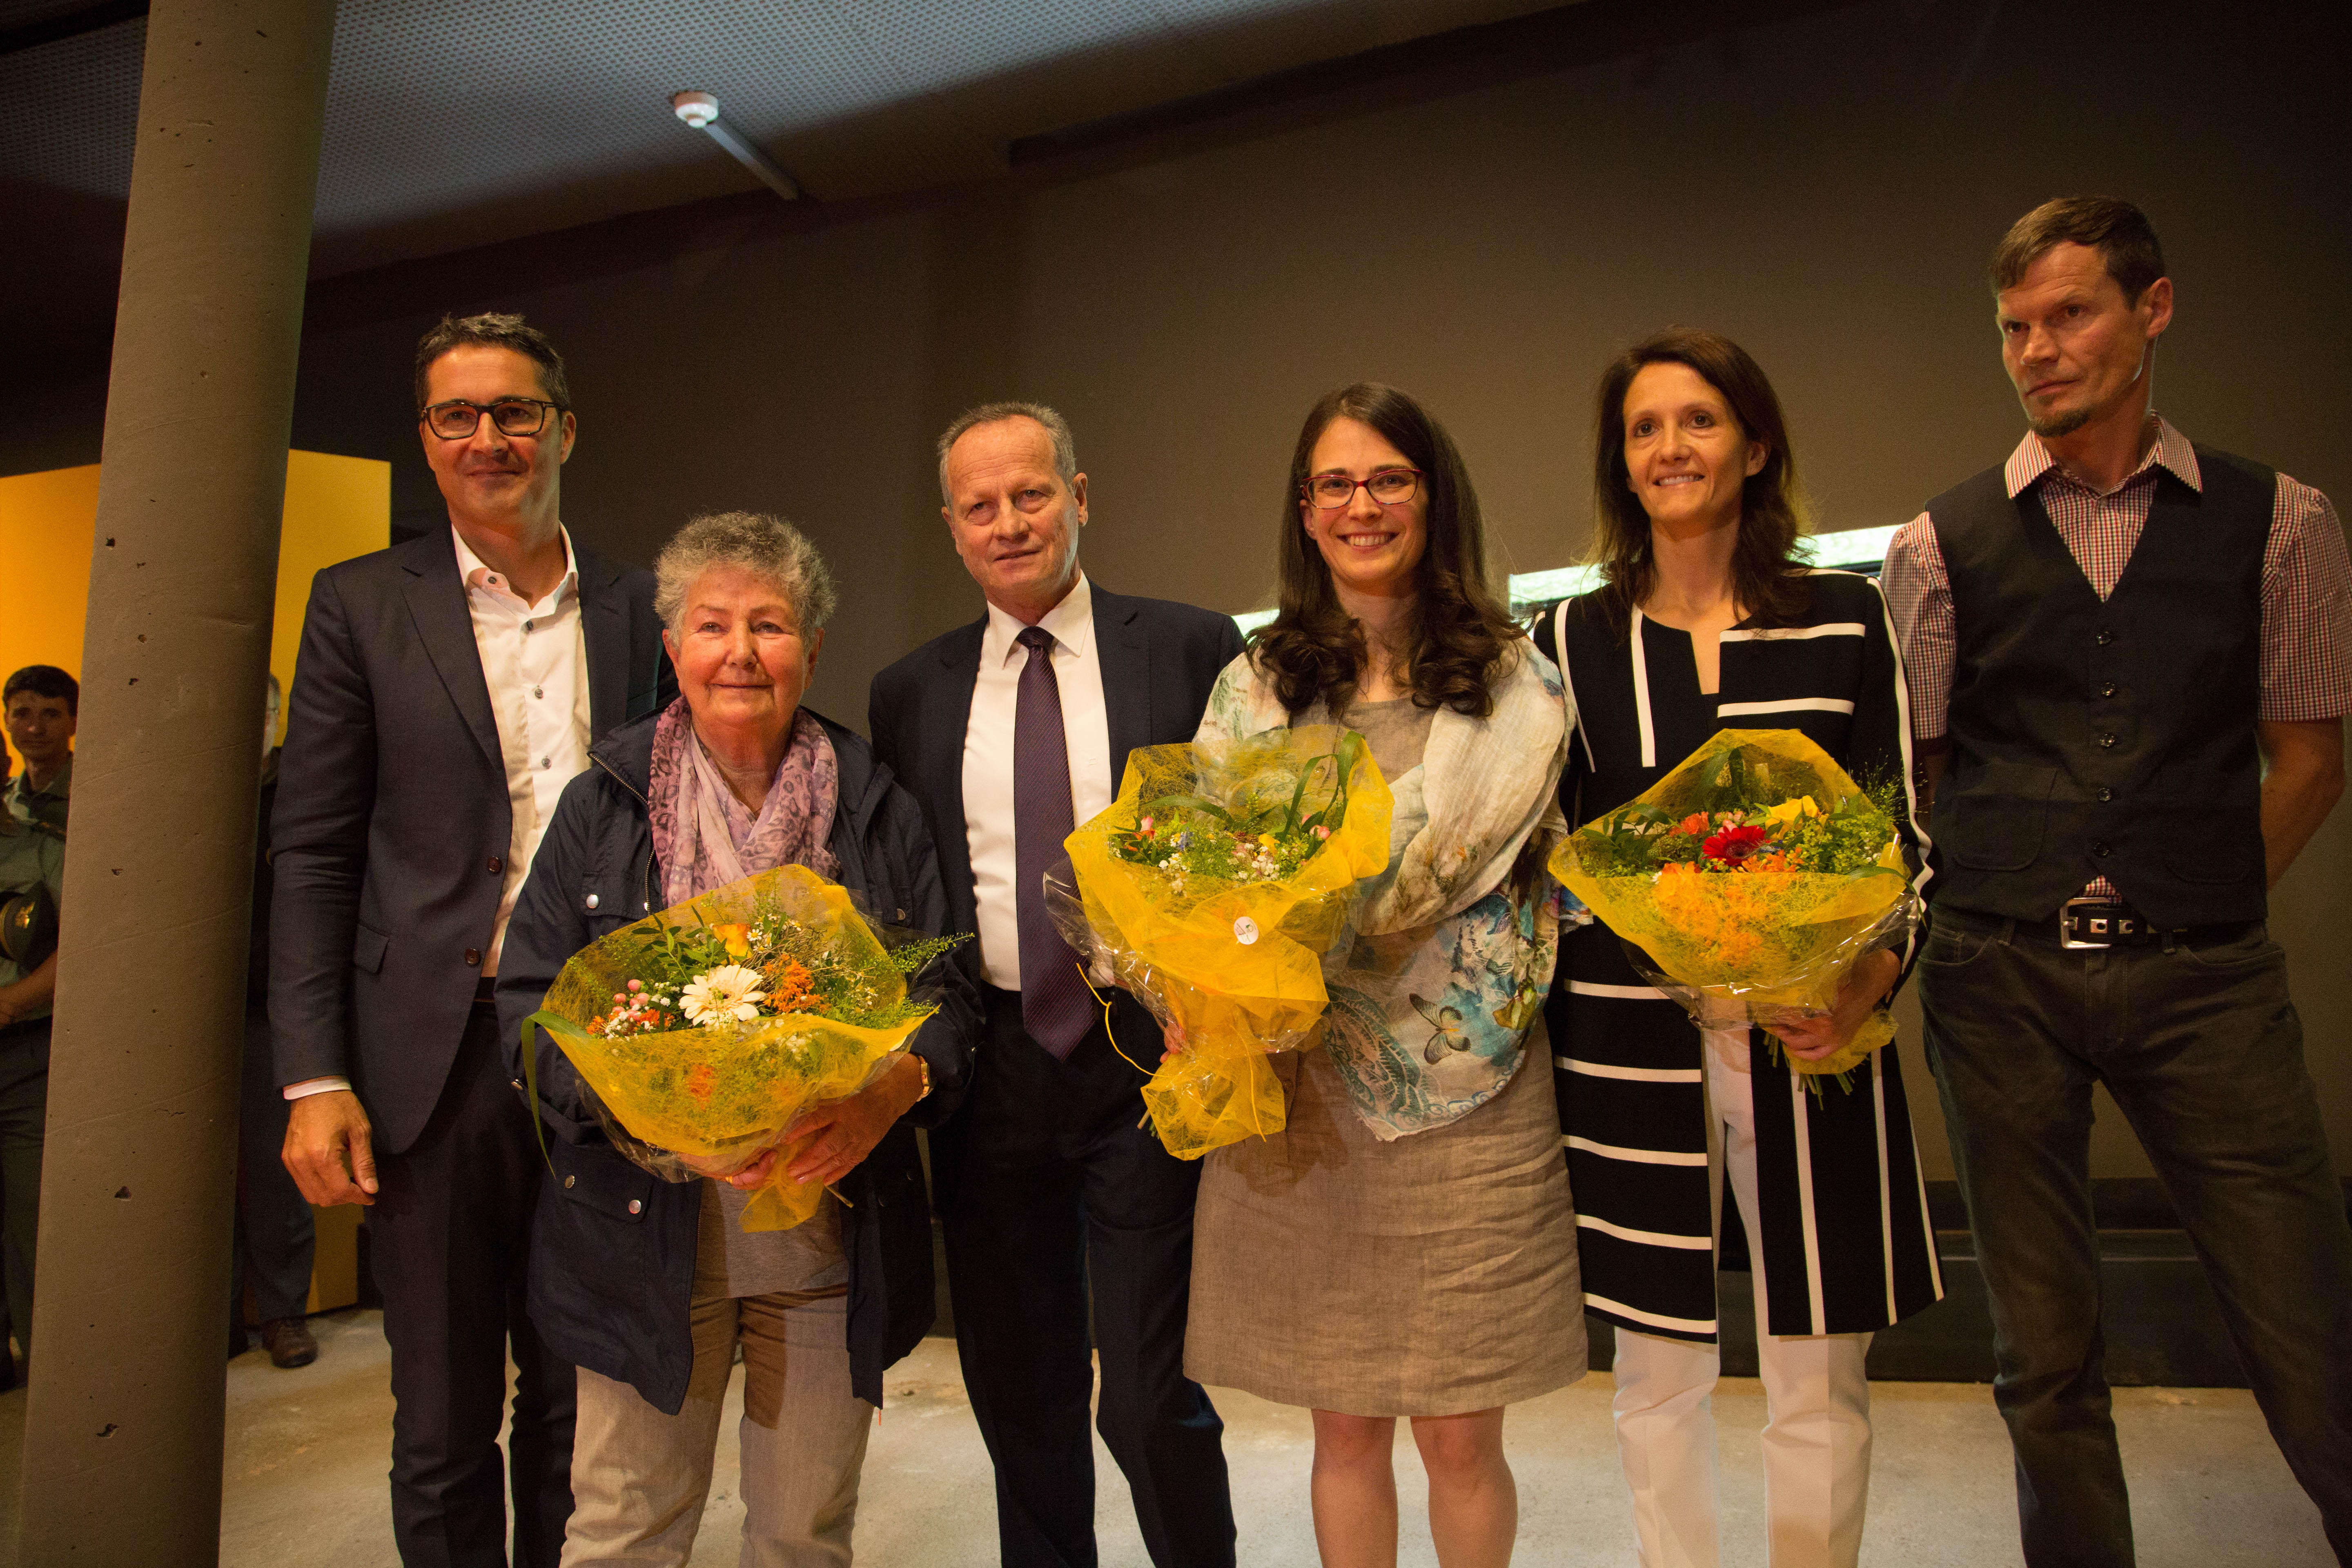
[647,695,840,907]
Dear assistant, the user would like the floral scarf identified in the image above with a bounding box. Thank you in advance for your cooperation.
[647,695,840,907]
[1195,641,1572,1139]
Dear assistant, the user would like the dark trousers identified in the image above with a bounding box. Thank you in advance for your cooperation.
[234,1006,316,1327]
[0,1017,47,1361]
[368,994,576,1568]
[1920,906,2352,1567]
[931,985,1234,1568]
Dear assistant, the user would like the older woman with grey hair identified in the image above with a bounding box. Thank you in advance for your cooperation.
[498,511,979,1566]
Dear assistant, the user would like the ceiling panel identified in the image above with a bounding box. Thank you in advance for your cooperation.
[2,0,1567,278]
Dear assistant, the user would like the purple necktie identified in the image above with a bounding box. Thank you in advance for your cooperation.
[1013,626,1095,1060]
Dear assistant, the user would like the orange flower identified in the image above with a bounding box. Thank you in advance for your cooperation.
[685,1062,717,1104]
[1677,812,1713,836]
[711,922,753,958]
[763,957,816,1013]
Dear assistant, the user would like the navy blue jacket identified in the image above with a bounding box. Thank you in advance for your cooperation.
[494,706,979,1412]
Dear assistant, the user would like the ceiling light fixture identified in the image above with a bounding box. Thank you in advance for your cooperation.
[669,90,800,202]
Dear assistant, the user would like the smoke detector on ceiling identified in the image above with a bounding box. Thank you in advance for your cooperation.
[667,90,798,202]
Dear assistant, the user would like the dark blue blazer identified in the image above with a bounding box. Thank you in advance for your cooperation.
[866,582,1245,1042]
[269,528,673,1154]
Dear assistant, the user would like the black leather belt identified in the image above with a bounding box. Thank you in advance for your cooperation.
[2054,897,2256,951]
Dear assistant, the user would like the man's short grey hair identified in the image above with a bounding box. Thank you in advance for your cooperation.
[654,512,839,636]
[935,401,1078,503]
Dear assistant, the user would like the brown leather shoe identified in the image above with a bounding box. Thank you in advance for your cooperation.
[258,1317,318,1369]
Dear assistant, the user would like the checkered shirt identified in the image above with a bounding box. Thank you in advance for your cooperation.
[1882,416,2352,900]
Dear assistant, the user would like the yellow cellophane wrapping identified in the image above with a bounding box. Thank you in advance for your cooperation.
[536,864,931,1230]
[1058,725,1392,1159]
[1546,729,1910,1078]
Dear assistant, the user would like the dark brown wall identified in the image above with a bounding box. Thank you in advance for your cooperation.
[9,0,2348,1177]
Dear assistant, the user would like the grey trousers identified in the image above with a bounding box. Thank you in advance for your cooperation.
[562,1288,872,1568]
[1920,906,2352,1567]
[0,1017,49,1359]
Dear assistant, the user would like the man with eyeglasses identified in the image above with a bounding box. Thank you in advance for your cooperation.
[272,312,673,1566]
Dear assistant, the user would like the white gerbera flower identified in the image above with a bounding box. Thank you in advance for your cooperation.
[679,964,768,1026]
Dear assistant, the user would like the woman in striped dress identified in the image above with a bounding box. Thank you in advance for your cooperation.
[1529,329,1942,1568]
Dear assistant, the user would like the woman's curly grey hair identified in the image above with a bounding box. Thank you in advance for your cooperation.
[654,512,838,635]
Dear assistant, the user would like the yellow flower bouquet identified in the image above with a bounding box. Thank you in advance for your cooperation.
[1047,724,1392,1158]
[1547,728,1918,1090]
[521,864,964,1230]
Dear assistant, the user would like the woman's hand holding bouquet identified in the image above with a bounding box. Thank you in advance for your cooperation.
[522,863,965,1229]
[1047,724,1392,1158]
[1548,728,1918,1092]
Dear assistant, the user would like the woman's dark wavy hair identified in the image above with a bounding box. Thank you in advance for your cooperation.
[1587,328,1810,635]
[1249,381,1521,719]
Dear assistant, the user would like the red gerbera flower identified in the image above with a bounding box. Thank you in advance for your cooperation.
[1702,824,1769,864]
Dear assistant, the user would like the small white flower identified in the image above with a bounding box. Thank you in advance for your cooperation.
[679,964,768,1026]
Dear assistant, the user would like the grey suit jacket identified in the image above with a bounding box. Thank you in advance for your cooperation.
[268,527,673,1155]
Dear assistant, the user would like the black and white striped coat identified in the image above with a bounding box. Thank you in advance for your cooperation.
[1532,571,1944,1341]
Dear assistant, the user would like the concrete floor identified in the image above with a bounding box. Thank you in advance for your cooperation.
[0,1310,2330,1565]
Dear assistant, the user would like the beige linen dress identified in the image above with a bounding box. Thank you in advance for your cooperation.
[1184,697,1586,1416]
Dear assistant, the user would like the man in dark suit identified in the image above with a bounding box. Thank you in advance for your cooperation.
[869,403,1241,1568]
[272,312,673,1567]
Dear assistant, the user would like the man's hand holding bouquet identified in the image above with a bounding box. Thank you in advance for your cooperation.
[1548,728,1918,1093]
[1047,724,1392,1158]
[521,863,965,1229]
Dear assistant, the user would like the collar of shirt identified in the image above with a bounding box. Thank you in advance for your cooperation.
[979,571,1095,668]
[2005,414,2202,501]
[450,522,579,615]
[8,755,68,802]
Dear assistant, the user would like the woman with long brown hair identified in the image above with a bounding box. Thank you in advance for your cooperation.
[1529,330,1942,1567]
[1183,382,1584,1568]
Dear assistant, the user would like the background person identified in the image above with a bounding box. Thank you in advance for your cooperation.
[0,736,62,1387]
[499,512,978,1566]
[1530,330,1942,1568]
[1884,195,2352,1566]
[868,403,1241,1568]
[232,671,318,1369]
[3,665,77,833]
[272,312,673,1566]
[1184,382,1581,1568]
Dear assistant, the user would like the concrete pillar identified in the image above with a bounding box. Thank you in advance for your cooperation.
[16,1,334,1559]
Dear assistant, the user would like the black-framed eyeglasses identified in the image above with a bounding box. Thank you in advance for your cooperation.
[1303,467,1423,509]
[419,397,565,440]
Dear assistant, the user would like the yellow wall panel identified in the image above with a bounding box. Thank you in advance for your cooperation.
[0,452,390,750]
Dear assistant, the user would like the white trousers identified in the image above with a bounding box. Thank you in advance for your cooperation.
[561,1289,874,1568]
[1609,1029,1875,1568]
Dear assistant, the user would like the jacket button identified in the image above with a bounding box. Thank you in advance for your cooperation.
[2092,841,2112,858]
[2095,630,2115,646]
[586,892,601,910]
[2098,733,2117,749]
[488,855,503,874]
[510,1078,523,1091]
[2096,787,2114,803]
[564,1175,576,1189]
[464,948,481,966]
[627,1199,643,1214]
[2099,682,2118,699]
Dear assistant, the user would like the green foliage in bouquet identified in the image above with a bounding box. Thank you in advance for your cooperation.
[1109,731,1370,892]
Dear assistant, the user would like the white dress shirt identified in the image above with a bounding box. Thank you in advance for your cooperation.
[452,524,592,975]
[962,573,1115,991]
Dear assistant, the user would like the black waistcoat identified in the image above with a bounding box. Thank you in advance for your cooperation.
[1926,445,2273,926]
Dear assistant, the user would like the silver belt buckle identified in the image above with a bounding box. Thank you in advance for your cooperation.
[2060,896,2127,950]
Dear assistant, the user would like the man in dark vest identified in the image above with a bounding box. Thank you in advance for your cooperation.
[1885,196,2352,1566]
